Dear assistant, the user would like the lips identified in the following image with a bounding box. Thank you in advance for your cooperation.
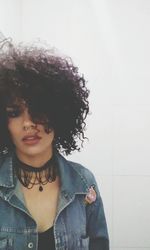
[22,134,41,145]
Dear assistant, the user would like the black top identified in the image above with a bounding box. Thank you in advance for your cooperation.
[38,227,109,250]
[38,226,55,250]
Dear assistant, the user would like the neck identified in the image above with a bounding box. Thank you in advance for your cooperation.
[15,149,53,168]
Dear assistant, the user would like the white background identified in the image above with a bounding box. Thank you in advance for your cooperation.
[0,0,150,249]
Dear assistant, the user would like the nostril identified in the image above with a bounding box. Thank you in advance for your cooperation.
[23,124,37,131]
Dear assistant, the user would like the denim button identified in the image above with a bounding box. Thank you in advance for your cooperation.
[28,242,33,248]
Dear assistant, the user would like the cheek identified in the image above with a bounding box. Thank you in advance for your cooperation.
[8,121,20,139]
[7,122,14,137]
[45,130,55,144]
[50,130,55,140]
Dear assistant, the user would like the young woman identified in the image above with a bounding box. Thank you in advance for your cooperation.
[0,40,109,250]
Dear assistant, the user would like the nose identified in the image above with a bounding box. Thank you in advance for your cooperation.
[23,110,37,131]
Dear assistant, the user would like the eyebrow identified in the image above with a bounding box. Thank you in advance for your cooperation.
[6,98,26,108]
[6,105,21,109]
[6,104,26,113]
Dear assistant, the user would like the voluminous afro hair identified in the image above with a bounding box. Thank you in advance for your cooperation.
[0,39,89,155]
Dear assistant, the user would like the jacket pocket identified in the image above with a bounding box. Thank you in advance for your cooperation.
[78,236,89,249]
[0,238,7,249]
[0,238,13,250]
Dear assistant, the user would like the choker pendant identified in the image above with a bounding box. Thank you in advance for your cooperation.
[39,185,43,192]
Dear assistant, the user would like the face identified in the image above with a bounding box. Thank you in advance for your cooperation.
[7,103,54,164]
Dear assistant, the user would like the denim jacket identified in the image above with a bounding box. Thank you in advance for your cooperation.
[0,152,109,250]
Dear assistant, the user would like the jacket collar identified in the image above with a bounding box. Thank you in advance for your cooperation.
[0,152,15,188]
[0,152,89,195]
[56,152,88,195]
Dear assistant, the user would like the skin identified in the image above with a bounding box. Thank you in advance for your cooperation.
[6,102,60,232]
[7,105,55,167]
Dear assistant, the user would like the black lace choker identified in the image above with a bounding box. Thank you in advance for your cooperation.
[14,154,57,191]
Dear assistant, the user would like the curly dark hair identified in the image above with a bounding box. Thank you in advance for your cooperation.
[0,40,89,155]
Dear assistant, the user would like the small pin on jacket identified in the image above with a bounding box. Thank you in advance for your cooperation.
[84,185,97,204]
